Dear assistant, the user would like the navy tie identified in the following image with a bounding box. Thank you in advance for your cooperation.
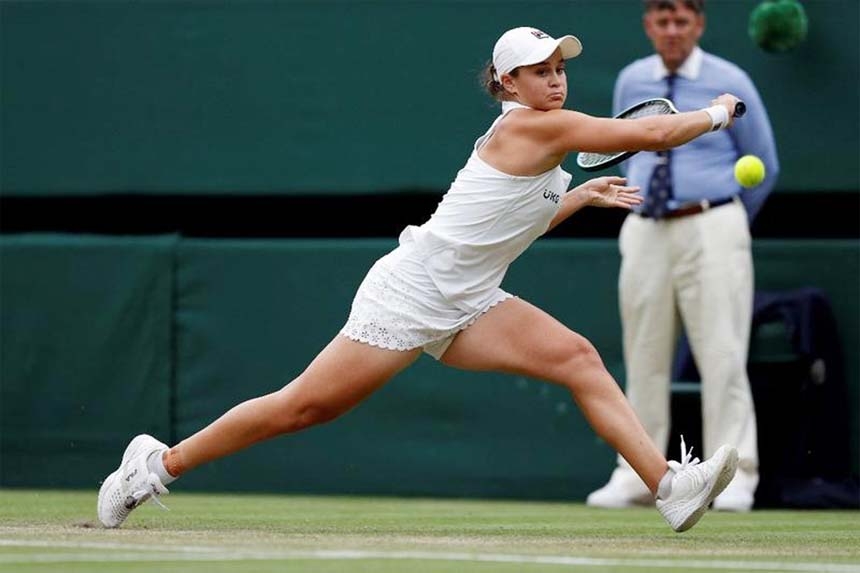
[643,74,677,219]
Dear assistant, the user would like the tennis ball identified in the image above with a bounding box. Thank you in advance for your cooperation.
[734,155,766,188]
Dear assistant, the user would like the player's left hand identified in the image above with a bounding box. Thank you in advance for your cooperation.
[581,176,642,209]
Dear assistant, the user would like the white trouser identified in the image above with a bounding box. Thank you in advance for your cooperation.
[616,199,759,479]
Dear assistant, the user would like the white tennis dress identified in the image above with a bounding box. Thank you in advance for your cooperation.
[341,101,573,359]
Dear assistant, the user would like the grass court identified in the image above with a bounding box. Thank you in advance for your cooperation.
[1,489,858,572]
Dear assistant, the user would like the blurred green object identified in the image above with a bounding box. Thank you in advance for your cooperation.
[749,0,809,53]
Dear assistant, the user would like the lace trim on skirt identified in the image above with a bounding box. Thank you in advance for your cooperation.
[340,259,512,352]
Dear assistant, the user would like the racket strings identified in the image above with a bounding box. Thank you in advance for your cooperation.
[624,101,673,119]
[577,99,675,168]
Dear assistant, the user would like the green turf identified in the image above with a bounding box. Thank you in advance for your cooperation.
[1,489,858,573]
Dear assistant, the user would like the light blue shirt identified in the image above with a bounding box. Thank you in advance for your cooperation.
[613,46,779,221]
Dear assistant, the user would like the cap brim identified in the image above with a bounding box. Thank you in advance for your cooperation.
[520,34,583,68]
[558,35,583,59]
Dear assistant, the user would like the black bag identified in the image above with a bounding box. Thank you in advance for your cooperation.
[670,287,859,509]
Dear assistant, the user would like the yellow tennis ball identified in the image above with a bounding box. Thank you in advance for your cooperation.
[734,155,766,188]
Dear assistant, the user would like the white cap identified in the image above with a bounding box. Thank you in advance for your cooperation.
[492,27,583,81]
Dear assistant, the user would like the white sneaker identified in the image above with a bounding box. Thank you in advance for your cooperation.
[656,438,738,532]
[586,466,654,508]
[97,434,170,528]
[713,468,758,512]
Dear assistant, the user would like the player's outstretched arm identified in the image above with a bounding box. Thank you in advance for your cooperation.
[532,94,741,156]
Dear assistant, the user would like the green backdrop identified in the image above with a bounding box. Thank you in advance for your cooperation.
[2,0,857,195]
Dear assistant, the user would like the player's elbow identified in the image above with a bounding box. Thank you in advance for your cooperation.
[640,126,674,152]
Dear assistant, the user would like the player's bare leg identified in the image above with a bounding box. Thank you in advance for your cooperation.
[165,338,420,476]
[441,297,668,490]
[98,337,420,528]
[441,297,737,531]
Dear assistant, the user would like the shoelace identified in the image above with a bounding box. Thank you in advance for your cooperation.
[125,473,170,511]
[667,435,701,474]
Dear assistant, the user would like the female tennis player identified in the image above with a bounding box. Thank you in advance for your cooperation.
[99,26,741,533]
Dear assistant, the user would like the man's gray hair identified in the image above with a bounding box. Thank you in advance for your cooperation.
[643,0,705,14]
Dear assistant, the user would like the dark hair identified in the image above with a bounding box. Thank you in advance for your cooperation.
[643,0,705,13]
[480,61,519,102]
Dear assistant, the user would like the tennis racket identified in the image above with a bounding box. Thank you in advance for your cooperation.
[576,97,746,172]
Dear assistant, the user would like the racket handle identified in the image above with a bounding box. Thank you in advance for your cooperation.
[733,101,746,118]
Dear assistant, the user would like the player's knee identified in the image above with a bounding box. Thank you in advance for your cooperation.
[268,396,342,434]
[558,337,608,391]
[289,402,341,432]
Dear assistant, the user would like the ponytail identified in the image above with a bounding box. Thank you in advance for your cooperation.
[480,60,517,101]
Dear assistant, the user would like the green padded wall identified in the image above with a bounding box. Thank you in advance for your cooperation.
[2,235,857,494]
[0,234,176,488]
[2,0,857,195]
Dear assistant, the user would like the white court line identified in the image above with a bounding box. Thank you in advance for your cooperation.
[1,539,859,572]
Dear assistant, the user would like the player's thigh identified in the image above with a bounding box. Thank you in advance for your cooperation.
[283,335,421,414]
[440,297,602,385]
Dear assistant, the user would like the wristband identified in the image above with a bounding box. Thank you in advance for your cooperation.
[703,105,730,131]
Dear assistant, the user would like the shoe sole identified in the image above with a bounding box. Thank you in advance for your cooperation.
[675,446,739,532]
[97,434,163,528]
[96,470,122,527]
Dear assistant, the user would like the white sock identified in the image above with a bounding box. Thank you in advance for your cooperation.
[656,469,674,500]
[147,449,177,486]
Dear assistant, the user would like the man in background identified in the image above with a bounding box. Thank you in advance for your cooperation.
[587,0,779,512]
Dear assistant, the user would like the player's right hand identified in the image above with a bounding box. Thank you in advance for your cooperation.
[712,93,741,127]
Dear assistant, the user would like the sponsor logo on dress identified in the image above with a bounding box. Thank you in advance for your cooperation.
[543,189,560,204]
